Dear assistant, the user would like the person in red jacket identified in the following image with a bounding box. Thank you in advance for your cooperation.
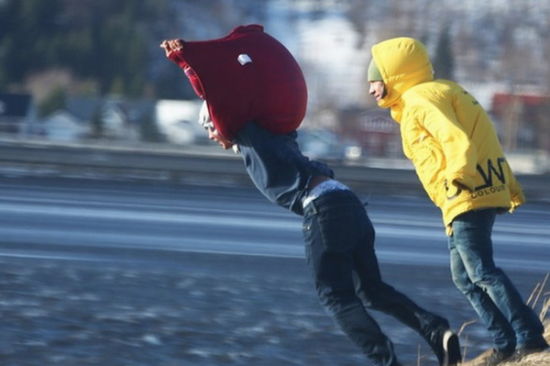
[161,24,307,141]
[161,25,462,366]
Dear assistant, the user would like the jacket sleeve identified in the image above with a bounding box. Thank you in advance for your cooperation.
[416,102,478,193]
[506,162,526,211]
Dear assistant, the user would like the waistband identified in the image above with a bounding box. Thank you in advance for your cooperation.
[302,179,350,209]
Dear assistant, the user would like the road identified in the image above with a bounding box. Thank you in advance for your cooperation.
[0,176,548,366]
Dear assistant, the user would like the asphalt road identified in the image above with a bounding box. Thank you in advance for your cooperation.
[0,176,548,366]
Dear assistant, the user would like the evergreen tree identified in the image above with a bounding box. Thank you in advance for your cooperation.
[140,114,164,143]
[0,0,64,84]
[433,28,455,80]
[38,87,67,117]
[0,0,169,97]
[90,104,104,138]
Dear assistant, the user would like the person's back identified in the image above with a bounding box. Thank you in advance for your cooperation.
[405,78,502,155]
[234,122,333,215]
[399,78,524,224]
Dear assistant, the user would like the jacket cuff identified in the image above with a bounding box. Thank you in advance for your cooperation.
[510,191,526,211]
[167,50,187,68]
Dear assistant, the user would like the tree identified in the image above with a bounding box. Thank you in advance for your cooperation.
[433,27,455,80]
[0,0,169,97]
[0,0,64,85]
[38,87,67,117]
[139,114,164,143]
[90,104,104,138]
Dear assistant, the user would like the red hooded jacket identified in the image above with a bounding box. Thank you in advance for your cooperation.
[167,24,307,140]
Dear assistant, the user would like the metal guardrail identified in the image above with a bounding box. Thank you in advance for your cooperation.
[0,139,548,201]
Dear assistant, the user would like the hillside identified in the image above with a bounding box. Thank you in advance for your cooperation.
[2,0,550,104]
[462,318,549,365]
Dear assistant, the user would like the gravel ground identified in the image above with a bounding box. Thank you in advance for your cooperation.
[0,251,546,366]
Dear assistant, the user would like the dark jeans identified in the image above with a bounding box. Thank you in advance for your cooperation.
[302,190,448,366]
[448,208,545,352]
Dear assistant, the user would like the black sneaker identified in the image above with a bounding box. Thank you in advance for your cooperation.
[442,330,462,366]
[484,348,514,366]
[512,342,549,361]
[426,328,462,366]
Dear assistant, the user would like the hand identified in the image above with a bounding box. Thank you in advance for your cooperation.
[160,39,183,58]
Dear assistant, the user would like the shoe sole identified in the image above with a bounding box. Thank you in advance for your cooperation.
[443,330,462,366]
[514,346,550,362]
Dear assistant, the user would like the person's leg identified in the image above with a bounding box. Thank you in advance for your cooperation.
[449,230,516,352]
[302,194,401,366]
[451,209,546,350]
[352,208,461,365]
[352,214,445,328]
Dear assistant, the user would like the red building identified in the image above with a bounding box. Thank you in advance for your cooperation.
[491,92,550,152]
[338,107,401,158]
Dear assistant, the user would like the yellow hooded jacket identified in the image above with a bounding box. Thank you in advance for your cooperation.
[370,37,525,234]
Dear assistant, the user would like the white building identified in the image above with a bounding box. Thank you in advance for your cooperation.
[155,99,207,145]
[42,111,89,141]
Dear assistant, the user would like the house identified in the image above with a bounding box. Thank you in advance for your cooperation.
[0,93,37,135]
[155,99,208,145]
[44,97,156,141]
[65,97,142,140]
[491,92,550,152]
[338,107,401,157]
[42,110,89,141]
[100,98,155,141]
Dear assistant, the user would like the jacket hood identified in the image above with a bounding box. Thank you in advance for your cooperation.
[371,37,434,112]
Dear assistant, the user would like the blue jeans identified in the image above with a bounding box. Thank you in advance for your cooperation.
[448,208,545,352]
[302,190,449,366]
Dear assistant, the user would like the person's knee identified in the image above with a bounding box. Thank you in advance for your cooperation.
[451,272,475,294]
[317,283,357,311]
[470,268,506,289]
[356,283,394,310]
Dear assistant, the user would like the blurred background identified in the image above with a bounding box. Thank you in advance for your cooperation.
[1,0,550,166]
[1,1,549,366]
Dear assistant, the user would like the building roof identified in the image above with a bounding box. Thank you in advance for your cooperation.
[492,92,550,109]
[0,93,32,118]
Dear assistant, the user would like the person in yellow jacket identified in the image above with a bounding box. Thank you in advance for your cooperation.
[367,37,548,366]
